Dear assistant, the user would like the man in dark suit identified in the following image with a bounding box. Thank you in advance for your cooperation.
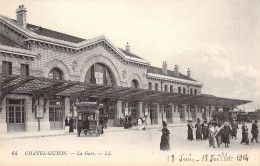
[251,120,259,143]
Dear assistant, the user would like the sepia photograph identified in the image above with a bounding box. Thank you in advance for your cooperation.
[0,0,259,165]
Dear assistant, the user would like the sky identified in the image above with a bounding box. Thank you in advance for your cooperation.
[0,0,259,111]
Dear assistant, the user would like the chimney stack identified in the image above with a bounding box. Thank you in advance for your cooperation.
[125,42,130,52]
[16,5,27,28]
[174,65,179,77]
[162,61,167,74]
[187,68,191,78]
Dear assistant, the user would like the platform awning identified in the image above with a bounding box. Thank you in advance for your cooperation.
[0,74,252,108]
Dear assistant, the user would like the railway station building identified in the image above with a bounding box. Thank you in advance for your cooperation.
[0,5,250,132]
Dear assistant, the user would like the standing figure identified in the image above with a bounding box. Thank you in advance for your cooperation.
[231,121,239,139]
[215,123,223,147]
[142,117,146,130]
[222,123,231,148]
[195,118,202,140]
[65,116,69,131]
[138,118,142,130]
[69,116,74,133]
[187,120,194,141]
[104,115,108,129]
[160,121,170,151]
[251,120,259,143]
[202,120,208,140]
[241,122,249,145]
[208,124,216,148]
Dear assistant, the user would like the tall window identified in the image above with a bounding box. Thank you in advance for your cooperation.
[194,89,197,95]
[85,63,114,85]
[170,85,173,92]
[131,79,139,88]
[148,82,152,90]
[183,87,186,94]
[155,83,158,91]
[48,68,63,80]
[178,87,181,93]
[164,85,168,92]
[2,61,12,74]
[20,64,29,76]
[190,88,193,95]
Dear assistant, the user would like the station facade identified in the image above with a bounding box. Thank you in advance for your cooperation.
[0,5,248,133]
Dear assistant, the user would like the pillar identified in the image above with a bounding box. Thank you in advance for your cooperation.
[195,105,202,121]
[156,103,161,125]
[187,105,191,120]
[183,104,187,122]
[145,103,151,125]
[115,99,123,125]
[205,105,210,121]
[136,100,143,118]
[172,104,180,123]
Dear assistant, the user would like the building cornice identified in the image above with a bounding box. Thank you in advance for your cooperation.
[0,15,151,66]
[0,45,36,60]
[147,73,203,87]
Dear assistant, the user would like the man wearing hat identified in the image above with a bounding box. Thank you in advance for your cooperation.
[251,120,259,143]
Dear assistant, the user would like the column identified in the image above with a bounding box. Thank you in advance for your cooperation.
[115,99,123,126]
[145,103,151,125]
[187,105,191,120]
[205,105,210,121]
[156,103,162,125]
[172,104,180,123]
[183,104,187,122]
[195,105,202,121]
[170,103,174,123]
[0,96,7,133]
[137,100,143,118]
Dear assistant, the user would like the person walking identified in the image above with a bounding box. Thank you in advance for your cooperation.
[195,118,202,140]
[160,121,170,151]
[69,116,74,133]
[187,120,194,141]
[241,122,249,145]
[251,120,259,143]
[231,121,239,139]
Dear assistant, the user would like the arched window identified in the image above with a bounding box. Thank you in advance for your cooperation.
[130,79,139,88]
[85,63,114,86]
[48,68,63,80]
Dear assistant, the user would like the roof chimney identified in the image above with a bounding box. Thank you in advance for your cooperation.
[125,42,130,52]
[16,5,27,28]
[187,68,191,78]
[174,65,179,77]
[162,61,167,74]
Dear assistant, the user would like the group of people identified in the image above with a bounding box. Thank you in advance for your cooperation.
[137,117,147,130]
[187,118,259,148]
[65,116,74,133]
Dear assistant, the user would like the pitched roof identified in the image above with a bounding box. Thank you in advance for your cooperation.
[26,23,86,43]
[147,66,197,82]
[118,48,143,60]
[0,33,23,48]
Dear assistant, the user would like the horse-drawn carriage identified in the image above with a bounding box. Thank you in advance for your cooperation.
[76,102,103,137]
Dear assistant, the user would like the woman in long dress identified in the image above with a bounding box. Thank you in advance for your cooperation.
[215,123,223,147]
[187,120,194,141]
[69,116,74,133]
[208,124,216,148]
[202,120,208,140]
[195,118,202,140]
[160,121,170,151]
[241,122,249,145]
[222,122,231,148]
[231,121,239,139]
